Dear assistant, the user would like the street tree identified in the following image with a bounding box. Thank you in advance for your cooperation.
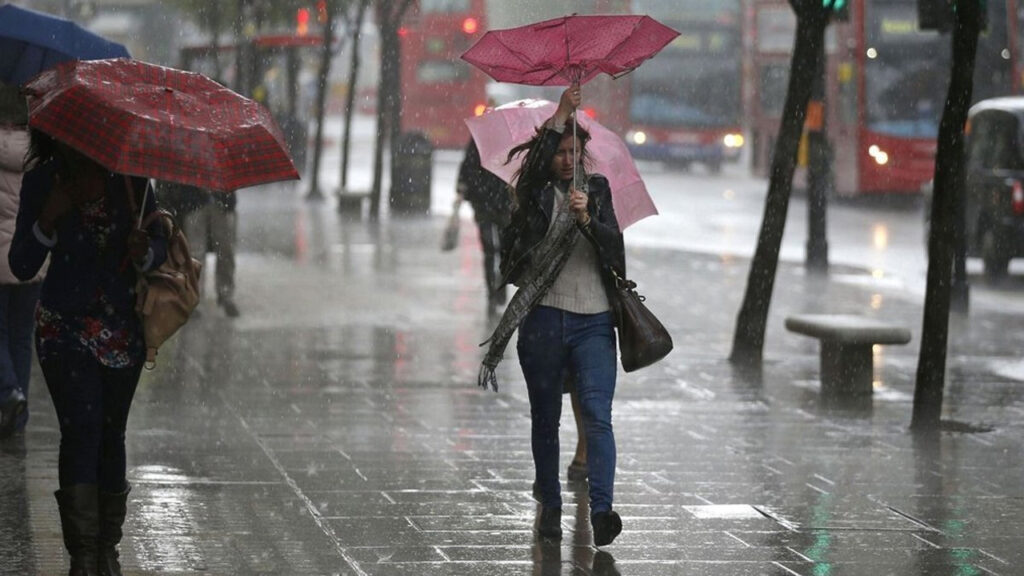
[912,0,983,431]
[172,0,308,94]
[729,0,840,367]
[307,0,349,200]
[339,0,371,196]
[370,0,414,219]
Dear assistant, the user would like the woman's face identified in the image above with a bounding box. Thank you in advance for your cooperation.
[549,133,582,182]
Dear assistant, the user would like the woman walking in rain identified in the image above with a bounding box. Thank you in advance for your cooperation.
[478,85,625,546]
[9,130,166,576]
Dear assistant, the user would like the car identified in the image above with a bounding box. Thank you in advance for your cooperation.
[924,97,1024,279]
[964,97,1024,278]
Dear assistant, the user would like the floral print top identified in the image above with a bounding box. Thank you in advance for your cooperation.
[34,196,143,369]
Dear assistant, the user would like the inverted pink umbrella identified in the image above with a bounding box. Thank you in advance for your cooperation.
[465,99,657,230]
[461,14,679,86]
[463,14,677,207]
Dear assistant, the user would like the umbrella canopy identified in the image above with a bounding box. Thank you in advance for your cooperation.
[465,99,657,230]
[461,14,678,86]
[0,4,130,85]
[23,58,298,192]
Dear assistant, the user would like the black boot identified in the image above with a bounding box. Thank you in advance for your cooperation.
[98,482,130,576]
[591,510,622,547]
[55,485,100,576]
[535,506,562,540]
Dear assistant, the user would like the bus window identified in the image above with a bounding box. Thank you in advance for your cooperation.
[864,3,948,138]
[759,63,789,118]
[421,0,469,13]
[417,60,470,83]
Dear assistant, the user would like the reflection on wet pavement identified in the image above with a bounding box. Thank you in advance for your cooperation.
[2,185,1023,574]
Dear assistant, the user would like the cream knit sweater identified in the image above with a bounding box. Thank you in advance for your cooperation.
[539,186,610,314]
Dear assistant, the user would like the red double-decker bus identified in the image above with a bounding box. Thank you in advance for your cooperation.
[617,0,745,174]
[747,0,1021,196]
[398,0,489,149]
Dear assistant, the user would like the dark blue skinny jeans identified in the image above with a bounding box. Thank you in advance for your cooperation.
[41,349,141,491]
[0,282,41,429]
[517,305,617,514]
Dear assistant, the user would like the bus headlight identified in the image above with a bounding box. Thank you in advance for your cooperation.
[723,133,745,148]
[627,130,647,145]
[868,144,889,165]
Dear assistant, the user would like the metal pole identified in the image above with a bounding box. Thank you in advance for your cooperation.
[806,36,829,273]
[951,154,970,312]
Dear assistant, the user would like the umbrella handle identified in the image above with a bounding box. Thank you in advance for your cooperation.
[122,175,148,228]
[137,185,148,227]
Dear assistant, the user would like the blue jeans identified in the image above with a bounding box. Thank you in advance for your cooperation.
[0,282,41,429]
[40,349,141,491]
[517,306,617,513]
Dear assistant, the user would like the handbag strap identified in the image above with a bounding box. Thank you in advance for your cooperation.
[577,220,634,291]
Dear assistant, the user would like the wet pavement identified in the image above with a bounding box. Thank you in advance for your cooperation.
[2,183,1024,575]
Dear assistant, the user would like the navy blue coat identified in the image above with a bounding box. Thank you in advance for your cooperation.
[9,160,167,316]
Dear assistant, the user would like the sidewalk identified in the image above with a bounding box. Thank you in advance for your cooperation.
[1,185,1022,575]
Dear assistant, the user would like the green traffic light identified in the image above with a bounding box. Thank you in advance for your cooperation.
[822,0,847,10]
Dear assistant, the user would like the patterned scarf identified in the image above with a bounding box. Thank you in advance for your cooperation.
[478,192,580,391]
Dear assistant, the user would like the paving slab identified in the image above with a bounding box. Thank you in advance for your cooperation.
[1,186,1023,575]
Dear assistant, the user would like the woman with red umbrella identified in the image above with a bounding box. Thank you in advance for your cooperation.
[9,130,167,576]
[479,85,625,546]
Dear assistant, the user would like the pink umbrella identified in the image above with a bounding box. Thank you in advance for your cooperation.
[465,99,657,230]
[461,14,678,86]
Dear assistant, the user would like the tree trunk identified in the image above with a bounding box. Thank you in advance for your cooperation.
[911,2,981,431]
[210,3,223,81]
[370,19,397,219]
[729,6,829,367]
[233,0,248,94]
[307,2,337,200]
[340,0,369,192]
[369,0,412,219]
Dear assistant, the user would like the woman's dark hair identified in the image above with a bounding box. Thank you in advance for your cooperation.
[505,115,592,209]
[24,128,57,171]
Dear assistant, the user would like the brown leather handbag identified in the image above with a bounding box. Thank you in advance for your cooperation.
[126,177,202,369]
[135,209,202,368]
[608,269,673,372]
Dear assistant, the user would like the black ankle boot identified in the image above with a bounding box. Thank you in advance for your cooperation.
[98,482,131,576]
[0,389,26,439]
[536,506,562,540]
[591,510,622,546]
[55,485,100,576]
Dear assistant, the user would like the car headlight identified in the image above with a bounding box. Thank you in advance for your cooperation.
[868,144,889,165]
[626,130,647,145]
[723,133,745,148]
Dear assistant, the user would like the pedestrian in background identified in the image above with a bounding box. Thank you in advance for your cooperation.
[0,88,43,440]
[479,85,625,546]
[9,129,167,575]
[456,137,511,312]
[159,182,240,318]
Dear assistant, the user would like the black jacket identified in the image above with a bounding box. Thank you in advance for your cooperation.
[499,127,625,302]
[457,140,510,222]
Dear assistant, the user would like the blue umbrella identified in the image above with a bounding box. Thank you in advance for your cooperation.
[0,4,129,85]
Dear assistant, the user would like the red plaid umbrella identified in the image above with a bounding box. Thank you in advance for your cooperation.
[22,58,298,192]
[461,14,678,86]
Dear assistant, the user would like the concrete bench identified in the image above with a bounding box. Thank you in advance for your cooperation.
[785,314,912,397]
[336,189,370,217]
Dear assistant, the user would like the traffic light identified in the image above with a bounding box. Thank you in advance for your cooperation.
[918,0,988,32]
[296,8,310,36]
[823,0,849,21]
[918,0,954,30]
